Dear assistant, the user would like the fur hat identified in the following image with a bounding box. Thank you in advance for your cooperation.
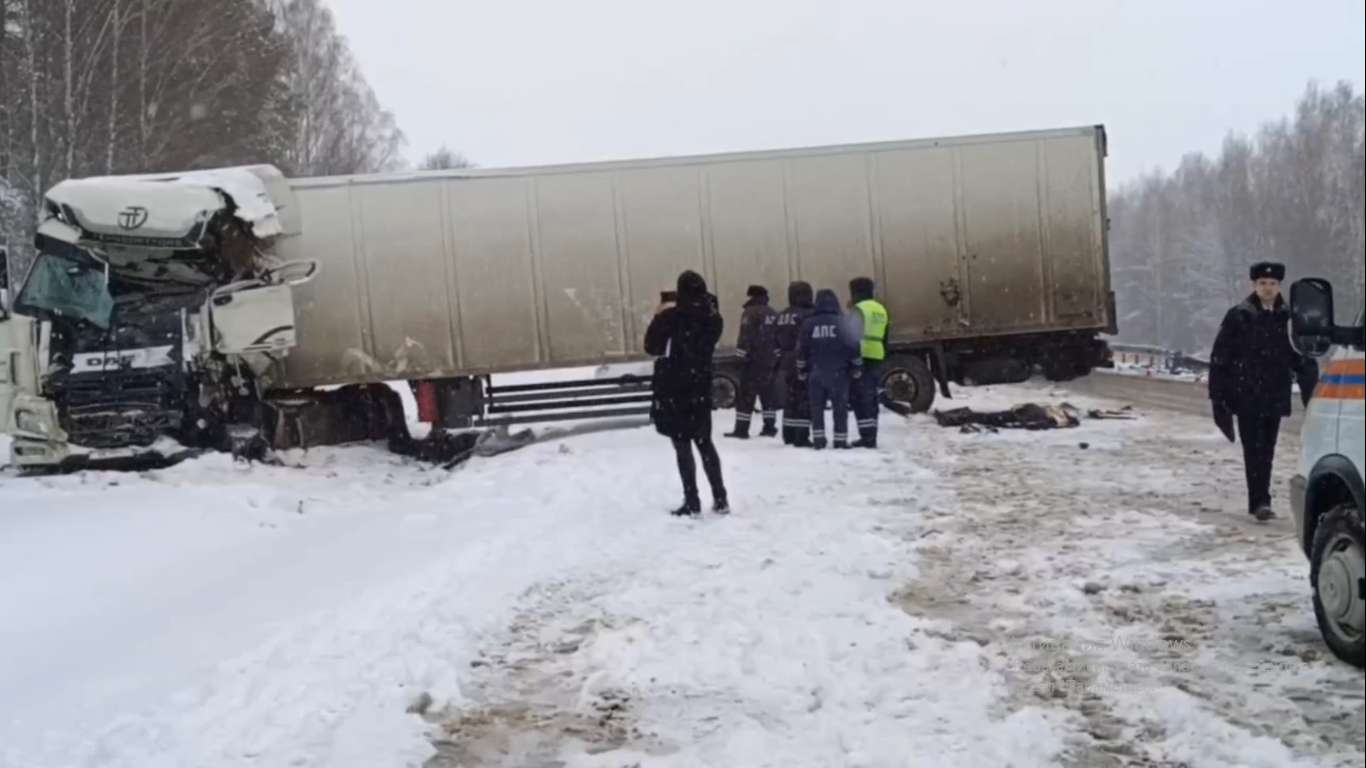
[1249,262,1285,281]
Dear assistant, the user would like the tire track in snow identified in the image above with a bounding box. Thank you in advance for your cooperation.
[890,389,1364,768]
[421,424,1068,767]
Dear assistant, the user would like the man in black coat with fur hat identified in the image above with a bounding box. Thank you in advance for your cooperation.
[646,270,730,516]
[725,285,781,439]
[1208,261,1318,521]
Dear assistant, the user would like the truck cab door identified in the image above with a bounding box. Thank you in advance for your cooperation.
[209,283,298,355]
[1,251,40,434]
[207,261,317,356]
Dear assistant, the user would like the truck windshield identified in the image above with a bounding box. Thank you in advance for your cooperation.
[15,252,116,330]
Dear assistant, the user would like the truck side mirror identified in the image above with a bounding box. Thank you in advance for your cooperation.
[0,246,10,317]
[1290,278,1335,358]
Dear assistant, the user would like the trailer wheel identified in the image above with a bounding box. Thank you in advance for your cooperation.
[711,372,738,411]
[1310,503,1365,668]
[881,357,936,414]
[1042,353,1091,382]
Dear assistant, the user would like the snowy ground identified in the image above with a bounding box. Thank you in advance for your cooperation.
[1,379,1362,768]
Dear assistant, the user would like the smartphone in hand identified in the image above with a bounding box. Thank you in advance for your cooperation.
[656,290,677,314]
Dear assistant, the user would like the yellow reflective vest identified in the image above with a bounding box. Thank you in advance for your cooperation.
[855,299,888,361]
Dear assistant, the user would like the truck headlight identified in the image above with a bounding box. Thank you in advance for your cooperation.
[15,409,51,436]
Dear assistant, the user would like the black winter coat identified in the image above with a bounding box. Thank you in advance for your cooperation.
[1209,293,1317,417]
[736,296,780,374]
[645,293,724,439]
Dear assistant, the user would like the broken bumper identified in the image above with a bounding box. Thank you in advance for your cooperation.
[11,433,196,471]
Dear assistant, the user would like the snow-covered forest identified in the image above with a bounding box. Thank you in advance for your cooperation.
[0,0,404,277]
[1110,81,1365,353]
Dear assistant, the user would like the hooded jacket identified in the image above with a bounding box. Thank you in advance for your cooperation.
[645,270,724,438]
[796,289,861,377]
[775,281,815,355]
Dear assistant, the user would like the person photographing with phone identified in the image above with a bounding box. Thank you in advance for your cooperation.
[645,271,730,516]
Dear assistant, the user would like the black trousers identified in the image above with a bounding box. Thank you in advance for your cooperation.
[851,359,883,443]
[808,370,850,444]
[672,435,726,506]
[735,364,779,431]
[780,354,811,444]
[1237,412,1281,513]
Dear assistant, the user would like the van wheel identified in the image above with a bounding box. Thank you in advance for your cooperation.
[881,356,936,413]
[711,372,738,411]
[1310,503,1365,668]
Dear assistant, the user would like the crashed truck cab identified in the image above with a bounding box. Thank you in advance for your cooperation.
[0,166,312,469]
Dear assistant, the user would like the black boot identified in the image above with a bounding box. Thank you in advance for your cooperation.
[792,433,811,448]
[713,496,731,515]
[759,423,778,438]
[812,437,828,450]
[724,418,751,439]
[671,499,701,517]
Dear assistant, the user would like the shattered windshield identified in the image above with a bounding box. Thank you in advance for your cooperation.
[16,252,116,330]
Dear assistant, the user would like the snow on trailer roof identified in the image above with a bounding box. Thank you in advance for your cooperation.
[290,124,1107,189]
[45,166,285,241]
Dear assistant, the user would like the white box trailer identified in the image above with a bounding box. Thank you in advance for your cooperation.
[276,125,1114,417]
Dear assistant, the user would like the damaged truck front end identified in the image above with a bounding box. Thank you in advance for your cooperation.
[1,166,336,470]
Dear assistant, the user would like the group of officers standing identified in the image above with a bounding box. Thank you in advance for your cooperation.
[727,277,890,451]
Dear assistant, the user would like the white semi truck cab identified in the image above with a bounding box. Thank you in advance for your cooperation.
[1288,278,1365,668]
[0,168,315,469]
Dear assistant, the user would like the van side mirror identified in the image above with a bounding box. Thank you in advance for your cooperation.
[0,247,10,317]
[1290,278,1335,357]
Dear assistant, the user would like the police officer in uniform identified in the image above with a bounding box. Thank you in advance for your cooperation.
[774,281,815,446]
[848,277,889,448]
[726,285,781,438]
[798,289,861,450]
[1208,261,1317,521]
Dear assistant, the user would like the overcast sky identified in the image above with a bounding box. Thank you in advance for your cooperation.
[326,0,1363,184]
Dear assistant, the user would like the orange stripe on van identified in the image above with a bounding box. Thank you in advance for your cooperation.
[1317,384,1366,400]
[1323,359,1365,376]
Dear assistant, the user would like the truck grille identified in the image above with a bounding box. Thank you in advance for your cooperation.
[64,370,173,408]
[58,369,183,448]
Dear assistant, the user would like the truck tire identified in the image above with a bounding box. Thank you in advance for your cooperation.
[711,372,738,411]
[881,356,935,413]
[1042,354,1090,382]
[1310,503,1365,668]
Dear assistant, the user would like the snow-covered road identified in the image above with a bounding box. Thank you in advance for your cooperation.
[1,380,1362,768]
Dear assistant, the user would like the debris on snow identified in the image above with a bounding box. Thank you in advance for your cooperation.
[934,402,1082,430]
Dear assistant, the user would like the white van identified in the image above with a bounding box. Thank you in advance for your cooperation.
[1288,278,1365,668]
